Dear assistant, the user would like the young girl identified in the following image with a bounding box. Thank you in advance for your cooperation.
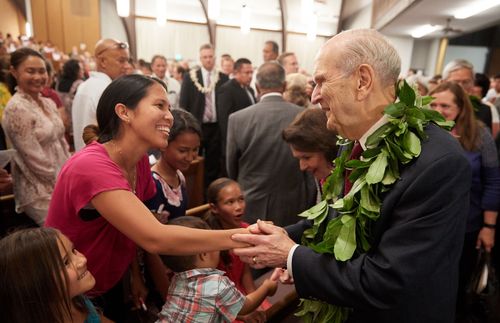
[204,178,271,322]
[0,227,110,323]
[143,108,202,306]
[146,108,201,222]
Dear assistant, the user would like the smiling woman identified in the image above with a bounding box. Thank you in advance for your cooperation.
[1,48,70,226]
[45,74,249,322]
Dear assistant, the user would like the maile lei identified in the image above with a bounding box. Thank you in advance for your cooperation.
[189,67,220,94]
[295,80,454,323]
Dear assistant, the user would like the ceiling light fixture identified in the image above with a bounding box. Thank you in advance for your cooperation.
[307,14,317,41]
[410,24,440,38]
[157,0,167,26]
[208,0,220,21]
[241,4,250,34]
[454,0,500,19]
[116,0,129,17]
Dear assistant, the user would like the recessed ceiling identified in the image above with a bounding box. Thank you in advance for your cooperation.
[380,0,500,39]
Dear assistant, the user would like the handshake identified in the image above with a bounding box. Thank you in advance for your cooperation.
[231,219,296,284]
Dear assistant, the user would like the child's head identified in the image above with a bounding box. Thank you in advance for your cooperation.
[0,228,95,323]
[161,109,202,172]
[160,216,219,272]
[206,178,245,229]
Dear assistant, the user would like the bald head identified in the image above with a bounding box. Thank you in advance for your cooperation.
[312,29,401,140]
[322,29,401,87]
[94,38,130,80]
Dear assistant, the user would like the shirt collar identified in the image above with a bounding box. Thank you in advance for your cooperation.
[359,114,389,150]
[260,92,282,99]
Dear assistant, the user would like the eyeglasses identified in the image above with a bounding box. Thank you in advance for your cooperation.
[95,42,129,57]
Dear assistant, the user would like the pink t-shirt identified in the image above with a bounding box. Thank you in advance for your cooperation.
[46,142,155,295]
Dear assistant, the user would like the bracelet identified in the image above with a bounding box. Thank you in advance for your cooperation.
[483,223,496,229]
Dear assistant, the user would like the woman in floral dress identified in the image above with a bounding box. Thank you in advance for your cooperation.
[2,48,69,225]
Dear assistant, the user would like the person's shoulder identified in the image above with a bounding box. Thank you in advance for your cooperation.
[418,123,468,165]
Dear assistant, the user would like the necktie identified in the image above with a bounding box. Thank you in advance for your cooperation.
[245,87,255,105]
[344,141,363,195]
[204,72,213,122]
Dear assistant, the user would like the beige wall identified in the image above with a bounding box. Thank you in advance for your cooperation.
[32,0,100,53]
[0,0,25,37]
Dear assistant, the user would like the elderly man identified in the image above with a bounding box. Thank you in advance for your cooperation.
[443,59,493,131]
[233,29,471,322]
[226,61,315,227]
[72,39,129,151]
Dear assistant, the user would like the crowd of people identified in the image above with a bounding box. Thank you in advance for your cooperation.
[0,27,499,323]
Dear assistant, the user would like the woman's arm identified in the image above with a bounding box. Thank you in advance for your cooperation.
[91,189,248,254]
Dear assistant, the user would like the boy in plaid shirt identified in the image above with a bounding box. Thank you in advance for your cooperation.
[157,216,278,322]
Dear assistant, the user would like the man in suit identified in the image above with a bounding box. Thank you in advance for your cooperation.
[226,61,315,227]
[179,44,229,187]
[233,29,472,322]
[217,57,255,156]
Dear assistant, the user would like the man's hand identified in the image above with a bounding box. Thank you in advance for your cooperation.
[232,220,295,268]
[477,227,495,252]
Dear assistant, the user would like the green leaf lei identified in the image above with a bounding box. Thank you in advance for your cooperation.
[295,80,454,323]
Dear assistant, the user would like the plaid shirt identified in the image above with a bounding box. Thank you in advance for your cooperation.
[157,268,245,323]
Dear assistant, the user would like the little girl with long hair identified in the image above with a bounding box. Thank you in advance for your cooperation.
[204,177,272,322]
[0,227,111,323]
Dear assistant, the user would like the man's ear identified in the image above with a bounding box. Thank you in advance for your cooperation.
[356,64,375,100]
[114,103,131,124]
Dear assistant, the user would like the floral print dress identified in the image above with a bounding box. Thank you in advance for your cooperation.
[145,169,188,223]
[1,88,70,213]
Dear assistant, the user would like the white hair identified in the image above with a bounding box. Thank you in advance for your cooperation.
[442,59,474,80]
[334,29,401,86]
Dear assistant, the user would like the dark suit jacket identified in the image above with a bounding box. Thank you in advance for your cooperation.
[217,78,256,152]
[226,95,316,226]
[179,69,229,124]
[287,124,472,323]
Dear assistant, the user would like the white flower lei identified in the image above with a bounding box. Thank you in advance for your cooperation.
[189,67,220,94]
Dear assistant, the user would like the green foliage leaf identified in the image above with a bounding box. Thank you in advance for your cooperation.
[403,131,421,156]
[334,215,356,261]
[398,80,416,106]
[365,151,388,184]
[365,123,394,148]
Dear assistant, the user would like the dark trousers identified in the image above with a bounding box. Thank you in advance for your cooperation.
[456,230,480,320]
[201,123,222,190]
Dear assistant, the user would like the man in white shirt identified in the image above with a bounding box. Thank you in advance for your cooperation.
[151,55,181,108]
[72,39,129,151]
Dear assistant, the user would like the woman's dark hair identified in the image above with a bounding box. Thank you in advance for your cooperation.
[0,228,87,323]
[203,177,239,266]
[169,109,202,142]
[95,74,167,143]
[7,47,45,93]
[57,59,81,93]
[429,81,481,151]
[282,108,338,162]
